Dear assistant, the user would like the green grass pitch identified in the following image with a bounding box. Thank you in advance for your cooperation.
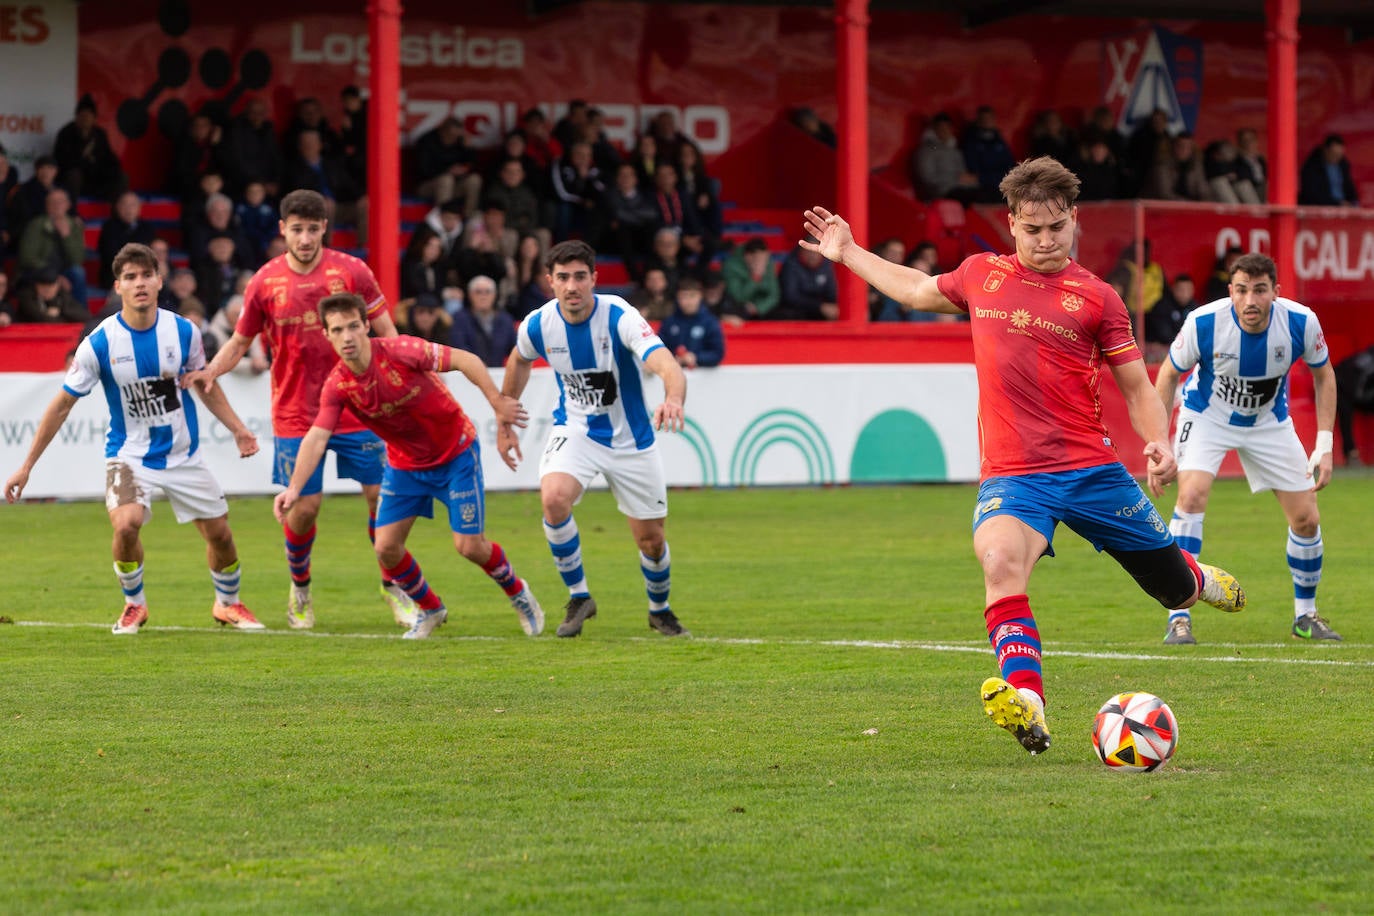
[2,477,1373,912]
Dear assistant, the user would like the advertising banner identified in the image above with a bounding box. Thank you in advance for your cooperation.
[0,1,77,177]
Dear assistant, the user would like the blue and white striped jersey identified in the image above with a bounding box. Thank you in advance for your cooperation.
[63,310,204,469]
[516,294,666,451]
[1169,296,1329,428]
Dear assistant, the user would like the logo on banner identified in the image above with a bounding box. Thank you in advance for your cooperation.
[1101,25,1203,137]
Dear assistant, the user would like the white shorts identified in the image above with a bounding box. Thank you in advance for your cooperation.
[538,428,668,520]
[1173,409,1313,494]
[105,456,230,524]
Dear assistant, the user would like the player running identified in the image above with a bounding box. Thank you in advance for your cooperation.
[496,240,690,639]
[1156,252,1340,644]
[187,189,415,631]
[273,293,542,639]
[801,157,1246,756]
[5,243,264,633]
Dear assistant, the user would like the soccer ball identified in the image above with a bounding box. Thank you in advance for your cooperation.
[1091,692,1178,772]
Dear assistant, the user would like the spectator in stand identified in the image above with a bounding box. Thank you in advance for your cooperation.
[510,261,553,323]
[676,141,721,239]
[16,267,86,323]
[553,99,589,151]
[177,296,214,359]
[1144,273,1200,363]
[869,237,909,321]
[1124,109,1173,197]
[597,162,660,277]
[1299,134,1359,207]
[205,294,268,376]
[516,108,562,206]
[149,237,179,311]
[282,97,342,164]
[1145,132,1208,202]
[1028,109,1077,167]
[283,128,368,245]
[53,94,126,203]
[791,107,837,148]
[962,106,1017,203]
[551,140,605,240]
[224,97,283,198]
[171,112,227,200]
[722,237,779,320]
[629,134,660,191]
[629,266,674,321]
[8,155,61,241]
[648,110,691,166]
[1203,244,1244,303]
[1203,139,1261,205]
[452,217,511,295]
[907,241,940,275]
[186,193,251,273]
[1107,240,1165,321]
[17,187,87,306]
[512,232,548,304]
[401,225,463,313]
[488,131,541,192]
[236,180,278,265]
[166,267,205,317]
[701,269,743,327]
[1235,128,1268,202]
[1076,138,1123,201]
[0,269,14,326]
[180,170,225,252]
[658,276,725,369]
[913,113,981,204]
[98,191,158,289]
[651,162,709,268]
[478,203,519,267]
[423,198,465,262]
[481,158,550,251]
[777,244,839,321]
[581,109,622,175]
[0,143,17,249]
[338,85,367,187]
[1081,105,1128,163]
[413,117,481,215]
[194,233,246,319]
[396,292,452,345]
[643,226,686,291]
[450,275,517,367]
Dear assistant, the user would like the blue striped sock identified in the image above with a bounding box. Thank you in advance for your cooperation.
[543,516,589,596]
[641,544,671,612]
[211,560,241,605]
[1287,526,1322,616]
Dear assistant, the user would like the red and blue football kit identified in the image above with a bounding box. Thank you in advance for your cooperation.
[238,249,388,437]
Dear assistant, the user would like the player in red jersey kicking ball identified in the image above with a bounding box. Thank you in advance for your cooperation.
[188,190,419,631]
[801,157,1246,755]
[274,293,543,639]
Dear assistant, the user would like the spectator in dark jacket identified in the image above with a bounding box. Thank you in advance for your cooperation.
[961,106,1016,203]
[16,267,86,323]
[413,117,481,215]
[53,94,126,202]
[776,245,839,320]
[449,275,517,367]
[658,276,725,368]
[97,191,158,289]
[223,97,283,197]
[1299,134,1359,207]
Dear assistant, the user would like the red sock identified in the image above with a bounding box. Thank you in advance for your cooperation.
[984,594,1044,705]
[481,542,521,597]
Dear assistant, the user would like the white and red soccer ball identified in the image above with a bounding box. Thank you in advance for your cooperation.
[1091,691,1178,771]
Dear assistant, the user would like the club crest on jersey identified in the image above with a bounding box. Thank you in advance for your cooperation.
[328,277,347,294]
[1060,291,1085,312]
[1274,345,1286,361]
[164,345,177,362]
[983,270,1006,293]
[273,287,290,307]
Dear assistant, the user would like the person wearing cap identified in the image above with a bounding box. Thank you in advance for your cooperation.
[16,267,86,323]
[54,94,127,202]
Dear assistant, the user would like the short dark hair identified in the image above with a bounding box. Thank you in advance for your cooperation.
[743,237,769,255]
[545,239,596,273]
[112,243,158,280]
[999,156,1081,212]
[280,189,328,222]
[1230,253,1278,285]
[677,276,703,293]
[318,292,367,326]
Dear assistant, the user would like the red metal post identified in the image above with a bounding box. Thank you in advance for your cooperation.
[367,0,403,311]
[835,0,869,324]
[1266,0,1299,291]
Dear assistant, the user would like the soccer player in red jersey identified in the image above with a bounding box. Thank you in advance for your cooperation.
[801,157,1247,756]
[273,293,543,639]
[187,190,413,631]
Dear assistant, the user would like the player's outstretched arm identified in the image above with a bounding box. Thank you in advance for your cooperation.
[184,331,254,393]
[1308,361,1337,490]
[800,206,958,315]
[190,380,259,458]
[5,390,79,503]
[273,426,331,523]
[644,347,686,433]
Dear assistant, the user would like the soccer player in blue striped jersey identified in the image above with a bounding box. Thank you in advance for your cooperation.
[1156,252,1340,643]
[497,240,690,638]
[4,243,264,634]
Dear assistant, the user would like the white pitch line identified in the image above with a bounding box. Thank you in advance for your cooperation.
[7,619,1374,667]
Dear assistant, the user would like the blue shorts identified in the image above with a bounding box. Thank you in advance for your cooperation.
[972,463,1173,556]
[375,442,486,535]
[274,430,386,496]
